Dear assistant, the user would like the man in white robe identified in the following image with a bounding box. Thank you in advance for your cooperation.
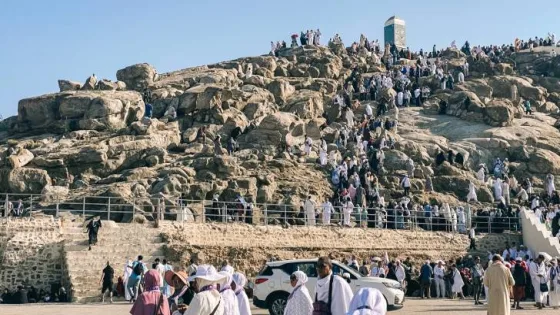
[219,271,240,315]
[547,174,556,198]
[304,196,316,226]
[343,198,354,227]
[467,181,478,202]
[530,255,548,309]
[315,257,353,315]
[476,166,486,183]
[502,180,510,205]
[395,260,406,285]
[549,258,560,309]
[434,261,446,298]
[493,178,503,200]
[123,258,133,301]
[458,71,465,83]
[304,135,313,156]
[397,91,404,106]
[457,207,466,233]
[319,149,327,166]
[451,264,465,299]
[322,200,333,225]
[232,272,252,315]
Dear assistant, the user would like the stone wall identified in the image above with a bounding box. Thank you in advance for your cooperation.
[162,223,522,276]
[0,216,64,290]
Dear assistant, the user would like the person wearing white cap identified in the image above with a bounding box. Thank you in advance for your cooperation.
[218,271,240,315]
[529,254,548,309]
[346,287,386,315]
[284,271,313,315]
[433,261,446,298]
[184,265,225,315]
[232,272,251,315]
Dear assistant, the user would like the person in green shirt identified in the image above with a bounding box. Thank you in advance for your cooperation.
[524,99,532,114]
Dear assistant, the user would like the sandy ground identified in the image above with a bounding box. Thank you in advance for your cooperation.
[1,298,559,315]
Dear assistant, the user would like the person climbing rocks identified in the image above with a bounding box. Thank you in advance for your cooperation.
[85,216,102,251]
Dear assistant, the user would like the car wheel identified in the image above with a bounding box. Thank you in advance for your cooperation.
[268,293,288,315]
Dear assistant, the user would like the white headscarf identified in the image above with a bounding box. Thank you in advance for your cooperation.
[347,288,387,315]
[232,272,247,291]
[292,270,308,287]
[219,270,233,291]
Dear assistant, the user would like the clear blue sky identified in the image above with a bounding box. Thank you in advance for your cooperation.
[1,0,558,117]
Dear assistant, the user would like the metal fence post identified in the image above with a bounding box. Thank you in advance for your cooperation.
[201,200,206,223]
[132,196,136,217]
[107,197,111,220]
[82,197,86,218]
[284,204,287,223]
[4,194,8,217]
[29,195,33,213]
[264,204,268,226]
[55,201,59,218]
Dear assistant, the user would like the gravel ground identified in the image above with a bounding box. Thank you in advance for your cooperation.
[1,298,559,314]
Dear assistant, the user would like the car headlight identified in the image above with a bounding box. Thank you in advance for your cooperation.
[382,282,402,290]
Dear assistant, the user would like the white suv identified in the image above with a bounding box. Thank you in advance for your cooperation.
[253,258,405,315]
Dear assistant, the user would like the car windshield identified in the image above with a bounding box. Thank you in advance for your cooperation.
[333,263,360,279]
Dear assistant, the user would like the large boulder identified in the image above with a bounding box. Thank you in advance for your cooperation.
[7,149,34,168]
[484,99,516,127]
[267,79,296,104]
[455,79,493,99]
[58,80,82,92]
[243,112,302,146]
[18,91,144,133]
[179,84,224,114]
[527,149,560,174]
[8,168,52,194]
[116,63,157,91]
[283,89,324,119]
[82,75,97,90]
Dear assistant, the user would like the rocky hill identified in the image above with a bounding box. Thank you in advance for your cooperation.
[2,43,560,220]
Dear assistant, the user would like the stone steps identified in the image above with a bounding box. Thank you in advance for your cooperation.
[62,224,166,302]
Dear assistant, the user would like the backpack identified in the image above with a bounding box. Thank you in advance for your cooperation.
[133,262,143,276]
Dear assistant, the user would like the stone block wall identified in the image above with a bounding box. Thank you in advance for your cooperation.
[0,217,64,290]
[162,223,522,276]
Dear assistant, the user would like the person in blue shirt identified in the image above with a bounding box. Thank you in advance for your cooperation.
[420,260,433,299]
[127,255,147,302]
[144,103,153,118]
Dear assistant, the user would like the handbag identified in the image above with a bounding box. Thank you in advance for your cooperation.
[313,275,334,315]
[540,279,549,293]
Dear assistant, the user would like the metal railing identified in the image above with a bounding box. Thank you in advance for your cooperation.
[0,193,521,233]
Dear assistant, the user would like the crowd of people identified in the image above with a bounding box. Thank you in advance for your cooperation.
[0,285,68,304]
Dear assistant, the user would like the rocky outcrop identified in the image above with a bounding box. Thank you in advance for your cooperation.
[17,91,144,133]
[116,63,157,91]
[7,168,52,194]
[58,80,82,92]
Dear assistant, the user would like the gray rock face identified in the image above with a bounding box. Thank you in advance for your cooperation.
[116,63,157,91]
[18,91,144,132]
[8,168,52,194]
[58,80,82,92]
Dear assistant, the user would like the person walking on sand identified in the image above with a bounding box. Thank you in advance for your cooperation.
[484,255,515,315]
